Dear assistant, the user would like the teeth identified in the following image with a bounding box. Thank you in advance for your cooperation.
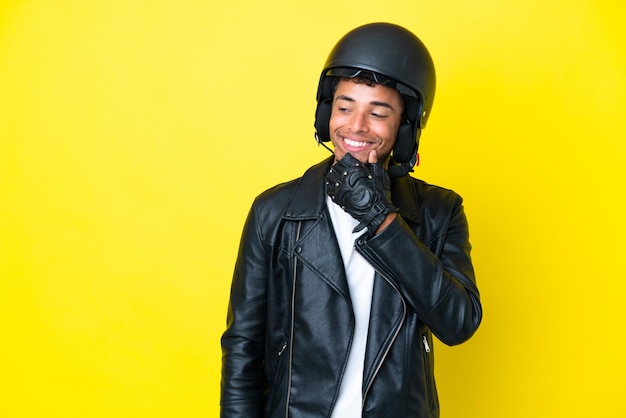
[344,138,368,147]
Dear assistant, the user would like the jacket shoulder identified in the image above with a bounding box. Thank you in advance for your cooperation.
[254,177,301,211]
[392,174,464,224]
[410,176,463,205]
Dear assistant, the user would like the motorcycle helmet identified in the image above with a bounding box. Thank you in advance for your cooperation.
[314,22,436,174]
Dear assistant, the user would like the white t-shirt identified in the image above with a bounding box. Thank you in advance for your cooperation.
[326,196,375,417]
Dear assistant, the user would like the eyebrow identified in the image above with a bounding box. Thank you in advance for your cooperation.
[335,95,396,111]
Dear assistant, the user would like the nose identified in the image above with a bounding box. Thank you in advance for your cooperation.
[347,110,368,133]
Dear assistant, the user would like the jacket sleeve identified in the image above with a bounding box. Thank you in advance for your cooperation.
[357,195,482,346]
[220,203,267,418]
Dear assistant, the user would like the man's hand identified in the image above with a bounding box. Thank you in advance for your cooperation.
[325,150,398,236]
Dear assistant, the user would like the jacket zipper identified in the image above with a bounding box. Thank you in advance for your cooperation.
[422,332,436,410]
[278,341,287,356]
[284,221,302,418]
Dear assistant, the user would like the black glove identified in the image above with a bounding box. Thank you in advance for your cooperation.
[325,153,398,236]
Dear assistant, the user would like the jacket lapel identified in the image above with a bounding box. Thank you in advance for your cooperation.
[283,157,351,301]
[293,214,351,301]
[362,272,406,390]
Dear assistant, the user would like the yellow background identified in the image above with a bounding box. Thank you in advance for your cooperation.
[1,0,625,416]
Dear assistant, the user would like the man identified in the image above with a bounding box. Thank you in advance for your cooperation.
[221,23,482,418]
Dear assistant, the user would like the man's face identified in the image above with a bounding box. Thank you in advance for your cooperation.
[329,78,404,165]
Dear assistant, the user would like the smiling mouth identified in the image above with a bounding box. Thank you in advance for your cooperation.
[343,137,374,148]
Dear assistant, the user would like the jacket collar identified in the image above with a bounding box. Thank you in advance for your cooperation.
[284,156,422,225]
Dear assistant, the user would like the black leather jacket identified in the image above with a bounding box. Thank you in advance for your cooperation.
[221,157,482,418]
